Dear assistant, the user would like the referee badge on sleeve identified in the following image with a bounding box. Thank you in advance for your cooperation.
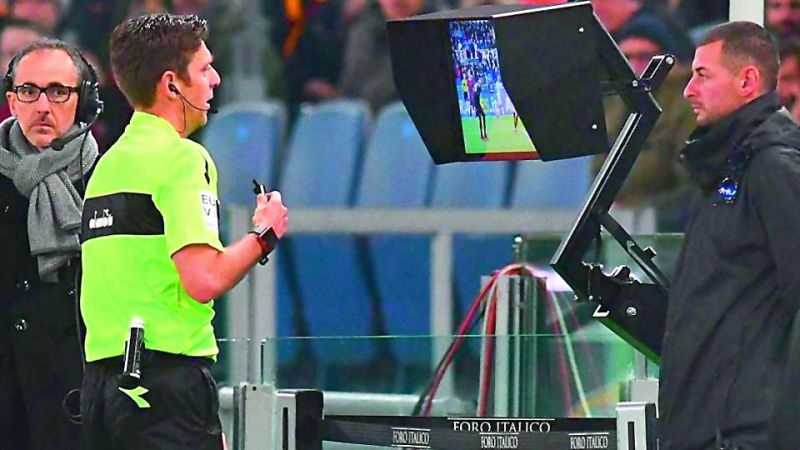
[200,191,219,231]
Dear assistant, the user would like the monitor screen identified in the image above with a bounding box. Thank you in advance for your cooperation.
[449,19,537,158]
[387,2,609,164]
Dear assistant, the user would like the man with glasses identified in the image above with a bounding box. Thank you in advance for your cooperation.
[0,39,100,449]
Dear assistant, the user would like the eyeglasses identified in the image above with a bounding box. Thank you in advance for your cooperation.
[12,83,79,103]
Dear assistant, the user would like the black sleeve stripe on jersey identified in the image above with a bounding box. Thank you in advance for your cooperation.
[80,193,164,244]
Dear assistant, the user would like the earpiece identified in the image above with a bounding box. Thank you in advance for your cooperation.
[168,80,216,114]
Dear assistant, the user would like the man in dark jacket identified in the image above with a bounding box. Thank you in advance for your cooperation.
[658,21,800,449]
[0,39,100,449]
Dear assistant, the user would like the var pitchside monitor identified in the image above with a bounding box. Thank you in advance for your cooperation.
[387,2,610,164]
[450,19,536,158]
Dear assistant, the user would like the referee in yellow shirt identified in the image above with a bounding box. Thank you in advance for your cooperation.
[79,13,288,449]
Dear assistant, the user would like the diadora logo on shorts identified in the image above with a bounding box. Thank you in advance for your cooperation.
[89,209,114,230]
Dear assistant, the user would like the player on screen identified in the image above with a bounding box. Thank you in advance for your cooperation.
[474,78,487,140]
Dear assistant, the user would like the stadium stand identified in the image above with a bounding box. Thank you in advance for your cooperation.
[356,102,434,375]
[276,100,374,386]
[511,157,592,209]
[203,101,286,206]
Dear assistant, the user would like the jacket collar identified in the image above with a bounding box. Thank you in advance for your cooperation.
[681,91,781,189]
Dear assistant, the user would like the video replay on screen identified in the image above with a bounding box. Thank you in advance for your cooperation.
[449,19,537,156]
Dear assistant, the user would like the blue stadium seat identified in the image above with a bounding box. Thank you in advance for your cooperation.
[356,102,434,367]
[202,101,286,206]
[357,103,432,208]
[510,157,592,209]
[430,161,509,209]
[429,161,514,395]
[430,161,514,328]
[280,100,369,205]
[277,100,373,367]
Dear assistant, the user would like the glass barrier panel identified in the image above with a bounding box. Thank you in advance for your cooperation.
[260,331,634,419]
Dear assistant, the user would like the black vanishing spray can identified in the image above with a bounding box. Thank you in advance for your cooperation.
[119,317,145,389]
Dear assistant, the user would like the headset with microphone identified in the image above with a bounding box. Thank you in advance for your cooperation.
[168,82,218,114]
[3,46,104,151]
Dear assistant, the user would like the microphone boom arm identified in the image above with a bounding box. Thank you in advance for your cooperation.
[50,101,105,151]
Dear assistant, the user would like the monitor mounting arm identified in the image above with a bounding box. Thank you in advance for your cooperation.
[551,26,676,363]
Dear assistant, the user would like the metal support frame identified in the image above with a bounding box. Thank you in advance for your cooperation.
[432,231,455,402]
[551,18,675,362]
[255,389,657,449]
[616,402,657,450]
[233,383,273,450]
[275,390,323,450]
[227,210,253,385]
[479,274,543,417]
[550,0,764,367]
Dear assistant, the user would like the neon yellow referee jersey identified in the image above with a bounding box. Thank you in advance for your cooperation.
[80,112,223,362]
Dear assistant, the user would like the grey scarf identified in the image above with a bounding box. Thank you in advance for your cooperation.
[0,117,98,281]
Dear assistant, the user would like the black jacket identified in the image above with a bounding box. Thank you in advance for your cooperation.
[0,172,84,350]
[0,168,86,449]
[659,92,800,449]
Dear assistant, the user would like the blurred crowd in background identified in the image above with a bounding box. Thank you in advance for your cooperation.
[1,0,799,231]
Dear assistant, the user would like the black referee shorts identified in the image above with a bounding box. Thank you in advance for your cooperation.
[80,350,224,450]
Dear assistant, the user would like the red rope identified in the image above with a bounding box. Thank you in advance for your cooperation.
[477,286,498,416]
[422,265,533,415]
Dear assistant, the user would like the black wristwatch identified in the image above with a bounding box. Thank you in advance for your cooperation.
[249,225,279,265]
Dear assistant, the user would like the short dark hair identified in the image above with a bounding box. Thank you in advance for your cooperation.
[9,38,91,85]
[701,21,779,92]
[110,13,208,108]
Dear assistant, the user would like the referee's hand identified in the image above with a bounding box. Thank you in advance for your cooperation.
[253,190,288,238]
